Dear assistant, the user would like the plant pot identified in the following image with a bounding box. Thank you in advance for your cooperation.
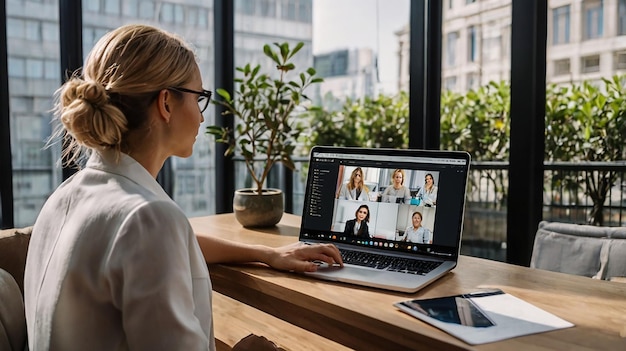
[233,188,284,227]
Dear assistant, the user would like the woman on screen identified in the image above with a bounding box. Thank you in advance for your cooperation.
[417,173,438,207]
[344,204,371,238]
[404,211,432,244]
[338,167,370,201]
[381,169,411,204]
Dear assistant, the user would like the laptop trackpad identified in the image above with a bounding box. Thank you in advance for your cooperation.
[309,265,388,279]
[304,263,443,293]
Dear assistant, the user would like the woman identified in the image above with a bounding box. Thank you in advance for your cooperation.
[417,173,438,207]
[343,205,371,238]
[337,167,370,201]
[23,24,342,351]
[403,211,432,244]
[381,169,411,203]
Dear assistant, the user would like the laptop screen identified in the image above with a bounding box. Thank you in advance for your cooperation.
[299,146,470,260]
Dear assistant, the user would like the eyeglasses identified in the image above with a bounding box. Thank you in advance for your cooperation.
[168,87,212,113]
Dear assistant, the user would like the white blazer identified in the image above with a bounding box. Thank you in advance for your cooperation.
[24,150,215,351]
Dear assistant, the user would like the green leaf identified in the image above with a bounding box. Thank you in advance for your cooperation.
[279,42,289,60]
[264,44,280,65]
[216,88,231,101]
[289,42,304,59]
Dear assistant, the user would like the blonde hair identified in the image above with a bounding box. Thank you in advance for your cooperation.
[391,169,405,185]
[53,24,198,165]
[347,167,370,192]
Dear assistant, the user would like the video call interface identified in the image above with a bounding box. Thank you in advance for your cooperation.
[301,151,468,258]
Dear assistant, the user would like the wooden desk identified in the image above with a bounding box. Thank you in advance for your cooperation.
[191,213,626,351]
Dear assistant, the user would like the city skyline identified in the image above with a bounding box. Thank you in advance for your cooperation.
[313,0,410,94]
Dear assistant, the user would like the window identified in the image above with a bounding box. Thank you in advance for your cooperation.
[8,57,26,78]
[44,60,57,80]
[554,59,571,76]
[468,25,477,63]
[298,0,311,22]
[619,0,626,35]
[260,0,276,17]
[42,22,58,42]
[25,20,41,41]
[446,31,459,67]
[25,58,44,79]
[552,5,570,45]
[466,73,479,91]
[583,0,603,40]
[466,0,476,4]
[173,4,184,24]
[281,0,297,20]
[84,0,100,13]
[122,0,138,17]
[138,0,155,20]
[482,35,501,62]
[6,18,24,39]
[197,7,208,28]
[616,52,626,69]
[104,0,121,15]
[159,3,184,24]
[581,55,601,73]
[240,0,256,15]
[188,6,209,28]
[160,3,174,22]
[444,76,457,91]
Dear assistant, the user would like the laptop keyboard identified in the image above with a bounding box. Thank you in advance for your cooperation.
[339,249,442,275]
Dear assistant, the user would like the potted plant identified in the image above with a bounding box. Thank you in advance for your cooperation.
[207,42,323,227]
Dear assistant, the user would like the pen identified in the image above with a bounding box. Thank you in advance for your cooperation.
[463,289,505,298]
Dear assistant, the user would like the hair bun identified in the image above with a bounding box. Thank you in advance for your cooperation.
[59,78,128,149]
[78,80,109,108]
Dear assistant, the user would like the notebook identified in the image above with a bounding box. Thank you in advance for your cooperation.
[394,289,574,344]
[299,146,471,293]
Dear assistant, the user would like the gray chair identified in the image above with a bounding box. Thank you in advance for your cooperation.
[0,226,31,351]
[531,221,626,281]
[0,268,27,351]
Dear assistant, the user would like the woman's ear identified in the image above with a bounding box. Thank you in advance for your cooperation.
[156,89,172,123]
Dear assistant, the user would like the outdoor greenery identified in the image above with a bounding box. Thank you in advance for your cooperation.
[304,75,626,225]
[440,81,511,207]
[544,76,626,225]
[303,91,410,152]
[207,42,323,194]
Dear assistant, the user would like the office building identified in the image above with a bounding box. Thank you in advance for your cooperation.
[6,0,313,227]
[396,0,626,93]
[312,48,379,107]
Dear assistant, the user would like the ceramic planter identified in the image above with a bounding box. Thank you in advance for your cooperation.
[233,188,284,227]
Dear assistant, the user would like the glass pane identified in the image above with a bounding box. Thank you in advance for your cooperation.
[5,0,220,226]
[310,0,409,215]
[227,0,409,212]
[545,1,626,228]
[78,1,216,218]
[620,0,626,35]
[441,0,512,261]
[7,3,61,227]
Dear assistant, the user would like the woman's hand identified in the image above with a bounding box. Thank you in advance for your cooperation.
[265,242,343,273]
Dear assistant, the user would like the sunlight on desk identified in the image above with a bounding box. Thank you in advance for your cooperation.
[192,213,626,351]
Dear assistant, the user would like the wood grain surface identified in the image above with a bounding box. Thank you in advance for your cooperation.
[191,213,626,351]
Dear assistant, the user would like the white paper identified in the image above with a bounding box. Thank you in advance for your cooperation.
[395,291,574,345]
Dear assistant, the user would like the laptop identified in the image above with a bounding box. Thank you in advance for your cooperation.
[299,146,471,293]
